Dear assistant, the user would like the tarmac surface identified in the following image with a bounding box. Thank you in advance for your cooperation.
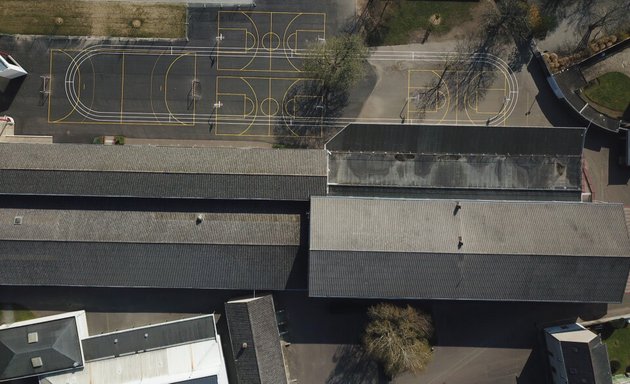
[0,0,360,143]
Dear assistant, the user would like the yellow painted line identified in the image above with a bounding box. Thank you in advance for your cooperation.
[120,53,125,123]
[217,75,317,81]
[50,120,192,126]
[267,77,272,135]
[406,70,411,120]
[217,10,221,71]
[47,50,53,123]
[214,67,303,73]
[215,72,219,135]
[219,10,326,16]
[455,71,458,124]
[193,53,197,125]
[164,53,192,125]
[50,50,83,123]
[269,12,273,71]
[150,49,168,126]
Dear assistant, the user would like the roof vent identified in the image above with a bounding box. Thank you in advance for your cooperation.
[241,342,248,349]
[13,216,22,225]
[457,236,463,249]
[113,338,118,344]
[196,214,204,225]
[144,333,149,339]
[27,332,39,344]
[31,357,43,368]
[453,202,461,215]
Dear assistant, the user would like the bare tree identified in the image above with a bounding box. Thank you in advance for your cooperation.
[363,303,434,378]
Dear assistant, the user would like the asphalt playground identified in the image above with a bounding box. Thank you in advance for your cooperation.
[1,0,574,143]
[45,8,332,139]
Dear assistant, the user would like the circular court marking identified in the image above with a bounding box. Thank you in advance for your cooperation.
[261,32,281,51]
[260,98,280,116]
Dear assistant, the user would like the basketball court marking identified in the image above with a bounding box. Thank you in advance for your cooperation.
[214,75,324,137]
[48,47,197,126]
[217,10,326,72]
[407,69,509,125]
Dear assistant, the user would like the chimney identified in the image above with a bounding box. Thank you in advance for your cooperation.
[196,214,204,225]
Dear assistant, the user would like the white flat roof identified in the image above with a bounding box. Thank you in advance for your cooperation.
[39,336,228,384]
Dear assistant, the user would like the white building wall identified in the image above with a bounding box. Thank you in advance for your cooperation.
[0,55,27,79]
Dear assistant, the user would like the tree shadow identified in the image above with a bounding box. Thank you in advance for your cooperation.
[541,0,630,51]
[0,75,26,113]
[273,79,348,148]
[325,345,389,384]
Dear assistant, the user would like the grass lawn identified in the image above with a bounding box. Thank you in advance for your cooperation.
[0,0,186,38]
[603,326,630,374]
[0,304,36,323]
[583,72,630,114]
[367,0,476,46]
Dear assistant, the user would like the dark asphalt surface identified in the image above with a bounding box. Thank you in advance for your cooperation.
[0,0,365,144]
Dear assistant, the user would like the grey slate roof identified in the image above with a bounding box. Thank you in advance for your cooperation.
[0,210,302,290]
[0,143,326,201]
[0,210,300,245]
[326,124,585,154]
[309,197,630,302]
[0,318,82,381]
[82,315,216,361]
[225,296,287,384]
[325,124,584,200]
[556,336,612,384]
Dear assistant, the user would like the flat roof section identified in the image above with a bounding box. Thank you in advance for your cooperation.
[82,315,216,361]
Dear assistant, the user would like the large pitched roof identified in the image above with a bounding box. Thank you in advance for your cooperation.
[309,197,630,302]
[0,209,303,290]
[0,143,326,201]
[326,124,585,154]
[0,317,83,381]
[326,124,584,200]
[225,296,287,384]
